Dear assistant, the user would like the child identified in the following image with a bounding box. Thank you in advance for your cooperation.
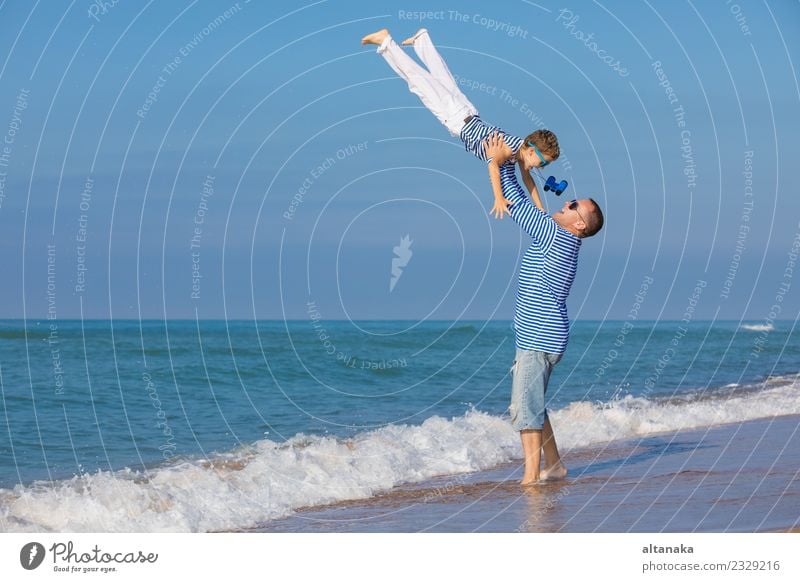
[362,28,560,219]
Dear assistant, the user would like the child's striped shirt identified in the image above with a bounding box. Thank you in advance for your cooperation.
[459,115,523,165]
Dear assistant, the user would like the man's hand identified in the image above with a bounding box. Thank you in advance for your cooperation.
[483,132,512,165]
[490,195,512,219]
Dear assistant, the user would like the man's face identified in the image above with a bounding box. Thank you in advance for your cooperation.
[553,199,591,235]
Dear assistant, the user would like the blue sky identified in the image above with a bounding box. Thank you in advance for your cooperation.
[0,0,798,321]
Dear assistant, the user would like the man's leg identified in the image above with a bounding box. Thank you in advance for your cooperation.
[511,349,549,485]
[362,28,463,135]
[520,429,543,485]
[540,352,568,481]
[540,416,568,480]
[511,350,568,484]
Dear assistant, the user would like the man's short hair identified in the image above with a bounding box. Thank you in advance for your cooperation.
[582,198,604,238]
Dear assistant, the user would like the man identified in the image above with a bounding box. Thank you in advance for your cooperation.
[484,133,604,486]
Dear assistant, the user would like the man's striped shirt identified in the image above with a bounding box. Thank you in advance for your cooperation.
[460,115,523,165]
[500,162,581,354]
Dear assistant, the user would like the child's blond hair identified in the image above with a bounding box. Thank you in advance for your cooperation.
[523,129,560,162]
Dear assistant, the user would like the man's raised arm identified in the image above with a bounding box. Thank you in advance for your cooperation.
[497,162,556,245]
[484,132,556,245]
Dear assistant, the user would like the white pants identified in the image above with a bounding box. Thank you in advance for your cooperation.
[376,30,478,137]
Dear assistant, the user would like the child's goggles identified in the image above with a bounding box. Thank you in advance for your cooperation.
[527,141,550,168]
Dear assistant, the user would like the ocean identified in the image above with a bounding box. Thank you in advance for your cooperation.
[0,319,798,532]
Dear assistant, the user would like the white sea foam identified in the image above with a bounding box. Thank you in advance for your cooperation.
[740,323,774,332]
[1,375,798,533]
[554,375,799,449]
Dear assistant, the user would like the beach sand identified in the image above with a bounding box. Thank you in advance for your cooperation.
[255,414,800,532]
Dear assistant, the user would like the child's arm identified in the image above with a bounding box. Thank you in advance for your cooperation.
[487,161,510,219]
[519,162,545,211]
[484,133,514,219]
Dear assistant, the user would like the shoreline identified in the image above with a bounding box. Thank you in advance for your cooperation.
[253,414,800,533]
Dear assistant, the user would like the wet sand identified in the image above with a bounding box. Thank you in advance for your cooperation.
[254,414,800,532]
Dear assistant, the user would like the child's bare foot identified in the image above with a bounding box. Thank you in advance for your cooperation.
[540,462,568,481]
[401,28,427,46]
[361,28,389,46]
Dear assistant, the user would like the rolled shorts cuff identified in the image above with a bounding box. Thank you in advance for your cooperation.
[509,348,562,431]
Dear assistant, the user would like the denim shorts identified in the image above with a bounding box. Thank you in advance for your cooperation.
[509,348,562,431]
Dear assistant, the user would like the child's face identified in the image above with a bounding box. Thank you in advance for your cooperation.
[521,146,549,171]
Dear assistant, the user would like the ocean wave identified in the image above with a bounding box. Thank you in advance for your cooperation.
[0,329,48,340]
[740,323,774,332]
[557,373,799,448]
[1,374,798,533]
[447,324,478,333]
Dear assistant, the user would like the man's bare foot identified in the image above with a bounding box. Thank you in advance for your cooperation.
[401,28,427,45]
[520,473,540,486]
[540,462,568,481]
[361,28,389,46]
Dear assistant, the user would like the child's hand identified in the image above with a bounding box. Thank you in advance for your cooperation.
[490,195,512,219]
[483,132,512,165]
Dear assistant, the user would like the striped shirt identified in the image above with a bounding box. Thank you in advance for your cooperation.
[500,162,581,354]
[459,115,523,165]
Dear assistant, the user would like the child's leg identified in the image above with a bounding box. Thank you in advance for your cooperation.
[410,29,478,123]
[410,31,463,99]
[374,33,468,137]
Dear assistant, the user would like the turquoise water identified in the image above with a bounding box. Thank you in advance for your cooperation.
[1,319,797,490]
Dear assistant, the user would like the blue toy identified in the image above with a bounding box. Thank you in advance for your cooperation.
[544,176,568,196]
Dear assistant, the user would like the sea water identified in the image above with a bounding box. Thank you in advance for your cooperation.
[0,319,797,531]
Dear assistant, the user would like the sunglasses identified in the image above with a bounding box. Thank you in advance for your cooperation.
[527,141,549,168]
[569,199,588,229]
